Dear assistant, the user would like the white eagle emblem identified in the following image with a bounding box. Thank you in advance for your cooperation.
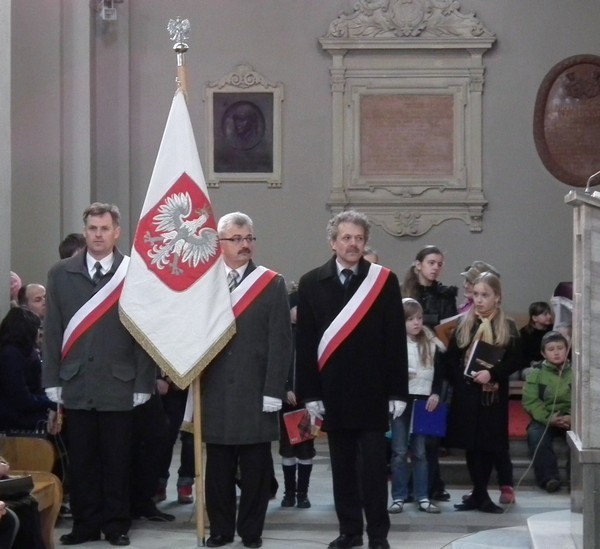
[143,192,218,275]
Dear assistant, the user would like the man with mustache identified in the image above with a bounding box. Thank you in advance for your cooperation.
[201,212,291,549]
[296,210,408,549]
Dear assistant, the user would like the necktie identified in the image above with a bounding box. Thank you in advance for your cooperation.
[341,268,353,289]
[228,270,239,292]
[92,262,103,285]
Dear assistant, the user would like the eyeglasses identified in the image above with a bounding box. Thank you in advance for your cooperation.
[218,236,257,244]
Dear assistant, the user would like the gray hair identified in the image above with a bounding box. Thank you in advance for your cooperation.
[326,210,370,243]
[217,212,254,236]
[83,202,121,227]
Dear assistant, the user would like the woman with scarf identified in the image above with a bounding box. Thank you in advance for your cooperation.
[444,273,524,513]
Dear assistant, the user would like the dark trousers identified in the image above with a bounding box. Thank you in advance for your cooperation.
[328,430,390,541]
[158,388,195,485]
[66,409,133,538]
[205,442,272,541]
[130,395,169,514]
[465,449,495,504]
[527,421,568,487]
[493,448,514,487]
[425,436,444,496]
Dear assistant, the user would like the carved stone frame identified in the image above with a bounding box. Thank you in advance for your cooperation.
[205,64,284,188]
[320,0,495,236]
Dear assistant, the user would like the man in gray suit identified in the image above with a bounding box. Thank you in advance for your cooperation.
[201,212,291,549]
[43,203,156,546]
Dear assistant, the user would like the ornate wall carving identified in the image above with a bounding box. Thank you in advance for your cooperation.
[320,0,495,236]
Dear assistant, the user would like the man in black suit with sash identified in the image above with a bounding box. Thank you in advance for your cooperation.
[296,210,408,549]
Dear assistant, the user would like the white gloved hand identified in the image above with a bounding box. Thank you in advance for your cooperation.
[305,400,325,421]
[262,396,282,413]
[45,387,63,404]
[389,400,407,419]
[133,393,151,407]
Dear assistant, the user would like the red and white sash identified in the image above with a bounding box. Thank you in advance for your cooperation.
[317,263,390,371]
[230,266,278,318]
[182,265,278,425]
[61,256,130,360]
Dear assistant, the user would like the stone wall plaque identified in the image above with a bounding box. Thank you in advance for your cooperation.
[534,54,600,188]
[320,0,495,237]
[360,94,454,177]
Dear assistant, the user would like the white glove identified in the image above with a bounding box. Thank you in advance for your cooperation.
[45,387,63,404]
[305,400,325,421]
[262,396,282,413]
[133,393,151,407]
[389,400,407,419]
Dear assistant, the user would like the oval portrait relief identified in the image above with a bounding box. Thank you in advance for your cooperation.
[534,54,600,187]
[221,101,266,151]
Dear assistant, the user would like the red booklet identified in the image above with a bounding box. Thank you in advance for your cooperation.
[283,409,322,445]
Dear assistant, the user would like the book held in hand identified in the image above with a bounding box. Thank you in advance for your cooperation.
[463,339,505,378]
[410,399,448,438]
[283,409,322,445]
[434,312,465,348]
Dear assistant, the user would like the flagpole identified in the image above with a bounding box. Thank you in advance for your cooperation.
[167,17,205,547]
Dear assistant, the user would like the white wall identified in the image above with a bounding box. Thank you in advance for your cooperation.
[9,0,598,313]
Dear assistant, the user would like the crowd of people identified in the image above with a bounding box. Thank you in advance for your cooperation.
[1,204,572,549]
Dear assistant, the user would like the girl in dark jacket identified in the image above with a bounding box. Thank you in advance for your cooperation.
[402,245,457,502]
[445,273,524,513]
[402,246,458,328]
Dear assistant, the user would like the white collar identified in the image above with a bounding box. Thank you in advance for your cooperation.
[335,260,357,277]
[86,252,114,276]
[225,262,249,279]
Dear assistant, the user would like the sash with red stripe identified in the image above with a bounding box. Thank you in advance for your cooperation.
[61,256,130,360]
[182,265,278,425]
[230,266,278,318]
[317,264,390,371]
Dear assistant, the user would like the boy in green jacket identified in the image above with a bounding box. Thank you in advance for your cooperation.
[522,331,571,493]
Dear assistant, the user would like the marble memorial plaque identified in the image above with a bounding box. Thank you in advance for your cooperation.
[360,94,454,177]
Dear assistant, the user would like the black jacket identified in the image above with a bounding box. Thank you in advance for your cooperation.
[414,281,458,328]
[296,257,408,432]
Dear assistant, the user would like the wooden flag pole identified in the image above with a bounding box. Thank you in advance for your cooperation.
[167,17,205,547]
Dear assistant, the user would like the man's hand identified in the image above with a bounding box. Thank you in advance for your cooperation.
[47,409,62,435]
[286,390,297,406]
[156,378,170,396]
[305,400,325,421]
[45,387,63,404]
[262,396,282,413]
[133,393,151,407]
[389,400,407,419]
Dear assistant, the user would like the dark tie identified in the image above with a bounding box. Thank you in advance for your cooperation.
[227,270,239,292]
[341,268,353,289]
[92,262,103,285]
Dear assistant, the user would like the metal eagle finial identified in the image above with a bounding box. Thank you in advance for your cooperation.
[168,18,190,54]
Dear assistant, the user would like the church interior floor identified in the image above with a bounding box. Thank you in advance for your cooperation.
[53,437,570,548]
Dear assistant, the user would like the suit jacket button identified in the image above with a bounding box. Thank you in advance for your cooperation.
[88,357,94,362]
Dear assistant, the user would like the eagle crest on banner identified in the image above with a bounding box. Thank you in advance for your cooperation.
[134,172,220,291]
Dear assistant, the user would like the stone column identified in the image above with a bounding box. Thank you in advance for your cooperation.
[565,190,600,549]
[0,0,11,318]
